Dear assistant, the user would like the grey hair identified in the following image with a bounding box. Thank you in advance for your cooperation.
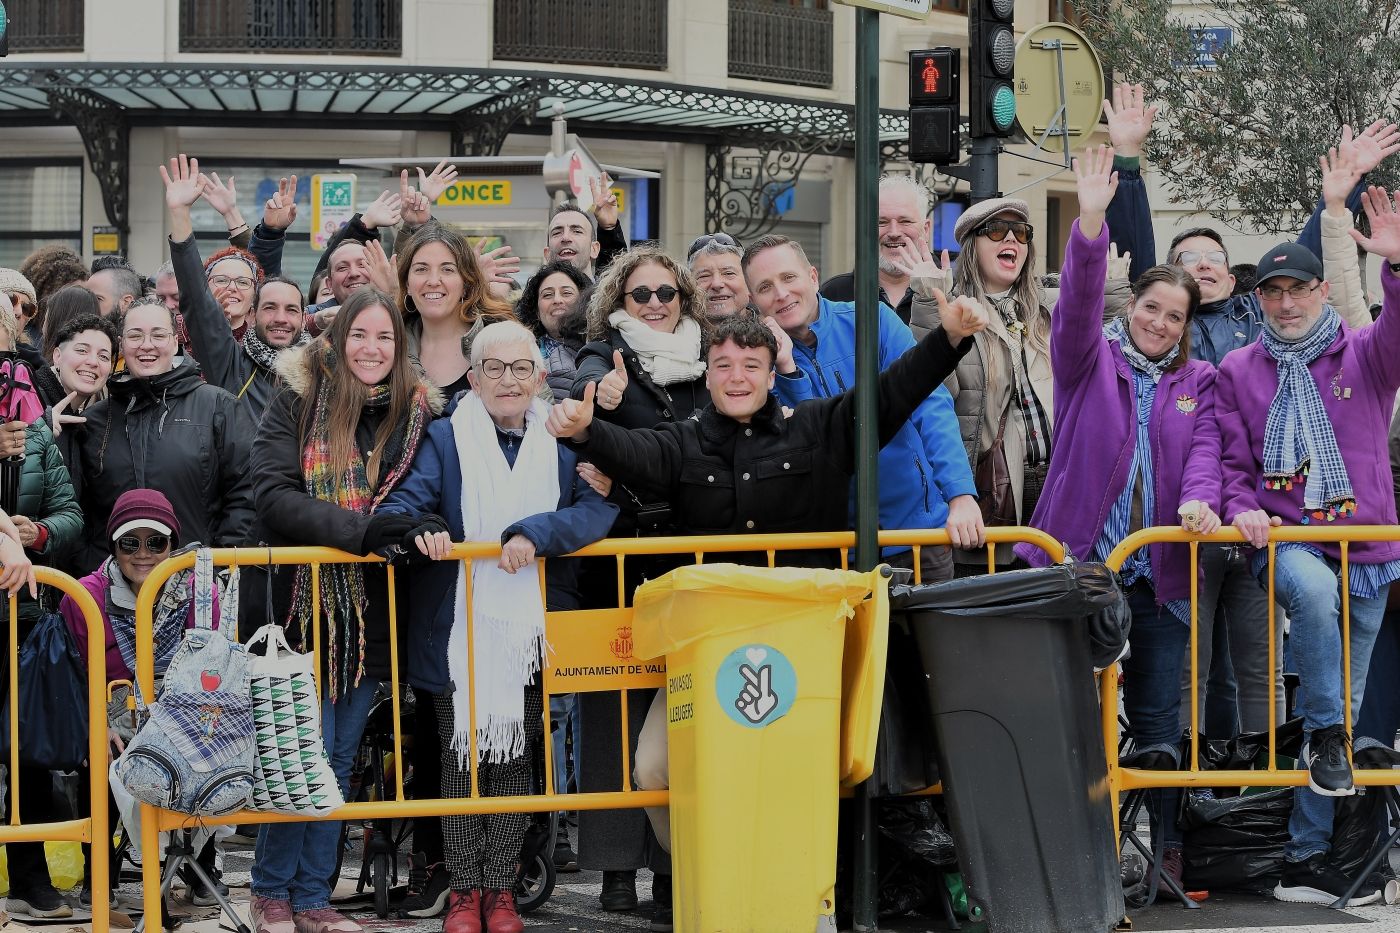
[154,261,175,281]
[689,241,743,265]
[469,319,546,372]
[878,173,930,217]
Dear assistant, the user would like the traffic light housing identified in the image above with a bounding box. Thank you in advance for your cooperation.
[908,48,960,164]
[968,0,1016,137]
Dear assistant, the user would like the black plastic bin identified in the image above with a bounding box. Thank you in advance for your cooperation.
[892,562,1129,933]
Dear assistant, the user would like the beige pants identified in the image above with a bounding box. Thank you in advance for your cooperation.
[633,690,671,853]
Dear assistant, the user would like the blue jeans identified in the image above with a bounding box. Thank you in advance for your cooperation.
[1123,586,1190,848]
[1265,549,1389,861]
[251,678,379,911]
[550,693,579,797]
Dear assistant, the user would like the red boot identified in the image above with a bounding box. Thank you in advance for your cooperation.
[442,890,483,933]
[481,890,524,933]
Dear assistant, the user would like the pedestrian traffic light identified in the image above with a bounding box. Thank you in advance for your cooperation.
[968,0,1017,138]
[908,48,960,164]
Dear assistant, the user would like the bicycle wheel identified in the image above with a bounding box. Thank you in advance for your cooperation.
[515,851,555,914]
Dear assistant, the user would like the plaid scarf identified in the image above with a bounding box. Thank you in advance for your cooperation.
[1261,305,1354,522]
[1103,317,1178,384]
[243,325,310,374]
[288,367,433,699]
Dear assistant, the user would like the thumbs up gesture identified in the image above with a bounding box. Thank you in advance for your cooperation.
[596,350,630,412]
[548,381,598,440]
[935,289,988,344]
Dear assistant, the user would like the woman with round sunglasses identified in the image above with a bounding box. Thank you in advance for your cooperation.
[902,197,1131,575]
[568,245,710,920]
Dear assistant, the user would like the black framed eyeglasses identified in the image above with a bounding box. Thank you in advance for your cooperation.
[687,232,739,259]
[1258,280,1322,302]
[478,358,537,380]
[115,533,171,555]
[974,220,1034,244]
[627,285,679,304]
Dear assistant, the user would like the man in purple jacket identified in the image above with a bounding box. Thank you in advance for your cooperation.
[1218,187,1400,906]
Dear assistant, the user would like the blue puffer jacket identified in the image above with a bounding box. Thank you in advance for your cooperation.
[379,393,618,695]
[772,295,977,556]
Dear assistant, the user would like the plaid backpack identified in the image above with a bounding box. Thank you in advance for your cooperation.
[114,550,255,816]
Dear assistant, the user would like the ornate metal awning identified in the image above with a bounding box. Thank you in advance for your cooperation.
[0,62,909,239]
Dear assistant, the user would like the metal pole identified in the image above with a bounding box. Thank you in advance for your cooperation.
[969,135,1001,202]
[852,6,881,932]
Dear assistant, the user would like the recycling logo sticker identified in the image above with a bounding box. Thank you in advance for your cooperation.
[716,644,796,728]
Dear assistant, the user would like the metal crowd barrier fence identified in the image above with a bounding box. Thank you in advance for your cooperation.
[0,567,110,933]
[1101,525,1400,845]
[126,528,1063,923]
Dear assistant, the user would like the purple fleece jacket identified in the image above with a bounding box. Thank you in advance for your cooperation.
[1015,221,1221,604]
[1216,264,1400,564]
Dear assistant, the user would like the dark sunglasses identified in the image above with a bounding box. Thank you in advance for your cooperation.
[686,232,739,259]
[975,220,1034,244]
[115,533,171,555]
[627,285,679,304]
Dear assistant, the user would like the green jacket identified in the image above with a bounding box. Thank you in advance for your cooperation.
[13,419,82,626]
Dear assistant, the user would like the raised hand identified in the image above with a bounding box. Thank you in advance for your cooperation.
[398,170,433,227]
[888,238,951,300]
[263,175,299,231]
[1321,136,1361,214]
[361,189,403,230]
[49,391,86,438]
[1349,185,1400,264]
[474,241,522,285]
[761,316,796,375]
[365,239,399,295]
[934,289,987,343]
[1347,118,1400,175]
[201,172,241,223]
[591,173,620,230]
[1102,82,1158,159]
[159,154,207,211]
[417,160,458,203]
[596,350,629,411]
[547,381,597,439]
[1074,144,1119,236]
[1106,243,1132,281]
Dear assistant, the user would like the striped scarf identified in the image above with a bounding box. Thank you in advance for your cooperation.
[1103,317,1178,384]
[288,372,433,699]
[1260,305,1354,522]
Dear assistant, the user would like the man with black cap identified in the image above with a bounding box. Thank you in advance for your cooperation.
[1218,186,1400,906]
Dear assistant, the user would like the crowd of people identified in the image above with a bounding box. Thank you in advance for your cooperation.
[1,82,1399,931]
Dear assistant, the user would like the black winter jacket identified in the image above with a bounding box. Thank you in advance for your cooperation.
[572,327,973,568]
[75,357,255,567]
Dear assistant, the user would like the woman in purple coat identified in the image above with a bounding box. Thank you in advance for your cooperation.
[1016,146,1223,889]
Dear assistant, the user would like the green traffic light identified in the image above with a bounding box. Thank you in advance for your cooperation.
[992,84,1017,133]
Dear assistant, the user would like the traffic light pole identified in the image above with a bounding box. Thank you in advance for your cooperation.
[968,135,1001,201]
[852,6,881,932]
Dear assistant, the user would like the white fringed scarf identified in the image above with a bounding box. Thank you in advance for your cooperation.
[449,392,558,764]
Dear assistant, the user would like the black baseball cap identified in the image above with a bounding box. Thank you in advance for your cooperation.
[1254,242,1323,287]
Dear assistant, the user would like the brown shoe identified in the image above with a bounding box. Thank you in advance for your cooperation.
[442,890,483,933]
[292,907,363,933]
[481,890,524,933]
[250,897,295,933]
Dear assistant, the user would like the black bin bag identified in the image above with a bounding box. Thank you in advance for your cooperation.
[891,562,1129,933]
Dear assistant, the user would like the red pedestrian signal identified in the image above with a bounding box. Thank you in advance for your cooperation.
[922,58,941,95]
[909,48,957,105]
[909,48,960,164]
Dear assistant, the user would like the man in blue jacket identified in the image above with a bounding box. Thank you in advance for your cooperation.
[742,234,982,583]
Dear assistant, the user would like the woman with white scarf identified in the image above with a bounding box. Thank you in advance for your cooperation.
[567,246,710,920]
[380,320,617,933]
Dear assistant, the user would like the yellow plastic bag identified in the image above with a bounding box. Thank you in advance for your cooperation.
[0,840,86,893]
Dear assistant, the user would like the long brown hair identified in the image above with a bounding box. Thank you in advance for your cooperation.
[1127,264,1199,372]
[395,222,513,329]
[585,245,712,342]
[298,287,421,487]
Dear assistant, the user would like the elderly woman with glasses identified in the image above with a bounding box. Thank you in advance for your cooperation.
[381,320,616,933]
[74,297,255,568]
[687,233,751,320]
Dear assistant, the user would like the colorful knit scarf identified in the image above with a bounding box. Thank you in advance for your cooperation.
[1260,305,1353,522]
[288,368,433,699]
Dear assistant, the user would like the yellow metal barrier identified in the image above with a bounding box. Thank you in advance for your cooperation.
[127,528,1063,921]
[1101,526,1400,847]
[0,567,111,933]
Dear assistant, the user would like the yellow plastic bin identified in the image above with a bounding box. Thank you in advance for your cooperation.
[633,563,888,933]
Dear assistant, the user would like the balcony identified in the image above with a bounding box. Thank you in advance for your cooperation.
[3,0,84,52]
[179,0,402,54]
[728,0,832,88]
[493,0,667,70]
